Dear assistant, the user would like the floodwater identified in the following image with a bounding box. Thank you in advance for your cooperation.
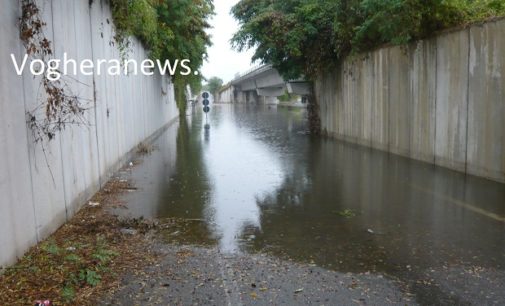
[118,104,505,304]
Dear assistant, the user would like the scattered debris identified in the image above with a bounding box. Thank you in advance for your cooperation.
[88,201,100,207]
[366,228,385,235]
[120,228,138,235]
[136,142,155,155]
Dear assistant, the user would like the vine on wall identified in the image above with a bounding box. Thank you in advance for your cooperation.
[20,0,89,143]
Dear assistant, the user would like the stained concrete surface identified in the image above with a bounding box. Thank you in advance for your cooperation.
[316,18,505,183]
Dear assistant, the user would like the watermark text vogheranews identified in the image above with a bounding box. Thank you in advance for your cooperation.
[10,52,197,81]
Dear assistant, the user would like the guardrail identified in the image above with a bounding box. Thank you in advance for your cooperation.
[231,64,272,84]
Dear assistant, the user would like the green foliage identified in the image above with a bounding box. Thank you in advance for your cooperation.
[40,237,117,300]
[277,92,290,102]
[64,254,82,263]
[92,247,118,264]
[277,90,299,102]
[61,285,76,302]
[79,269,102,287]
[204,77,224,95]
[109,0,214,109]
[110,0,161,58]
[41,239,61,255]
[232,0,505,80]
[334,209,356,218]
[173,77,188,112]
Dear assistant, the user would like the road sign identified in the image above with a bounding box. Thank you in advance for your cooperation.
[203,99,209,106]
[202,92,209,99]
[203,106,210,113]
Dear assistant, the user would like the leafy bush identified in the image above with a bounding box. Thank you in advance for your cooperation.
[79,269,102,287]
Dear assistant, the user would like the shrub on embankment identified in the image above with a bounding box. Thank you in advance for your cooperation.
[109,0,214,110]
[231,0,505,80]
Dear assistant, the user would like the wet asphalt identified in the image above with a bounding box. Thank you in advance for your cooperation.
[101,243,415,305]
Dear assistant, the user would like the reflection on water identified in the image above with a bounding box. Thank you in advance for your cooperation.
[203,116,284,252]
[119,104,505,304]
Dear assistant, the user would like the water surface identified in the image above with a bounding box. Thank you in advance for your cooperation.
[119,104,505,304]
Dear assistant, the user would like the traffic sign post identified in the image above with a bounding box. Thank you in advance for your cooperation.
[201,92,211,134]
[202,92,210,113]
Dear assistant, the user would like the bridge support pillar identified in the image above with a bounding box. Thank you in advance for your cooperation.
[287,82,312,95]
[256,87,285,97]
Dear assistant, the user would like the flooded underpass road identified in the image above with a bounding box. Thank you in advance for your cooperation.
[115,104,505,305]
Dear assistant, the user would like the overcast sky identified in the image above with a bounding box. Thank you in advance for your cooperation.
[201,0,257,84]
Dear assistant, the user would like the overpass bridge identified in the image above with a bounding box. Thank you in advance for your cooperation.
[217,65,311,104]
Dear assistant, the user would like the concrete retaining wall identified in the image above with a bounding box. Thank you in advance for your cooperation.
[217,85,234,103]
[0,0,178,269]
[217,86,275,104]
[317,18,505,183]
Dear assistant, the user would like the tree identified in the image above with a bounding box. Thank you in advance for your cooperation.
[231,0,361,80]
[231,0,505,81]
[110,0,214,110]
[156,0,214,108]
[204,77,223,97]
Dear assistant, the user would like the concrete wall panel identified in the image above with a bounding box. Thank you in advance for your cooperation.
[434,29,469,172]
[0,0,38,269]
[336,67,345,137]
[360,55,374,146]
[217,86,234,103]
[352,59,365,145]
[410,40,437,163]
[23,0,67,240]
[316,70,338,136]
[388,47,411,157]
[467,19,505,181]
[52,0,79,217]
[370,49,389,151]
[343,60,355,143]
